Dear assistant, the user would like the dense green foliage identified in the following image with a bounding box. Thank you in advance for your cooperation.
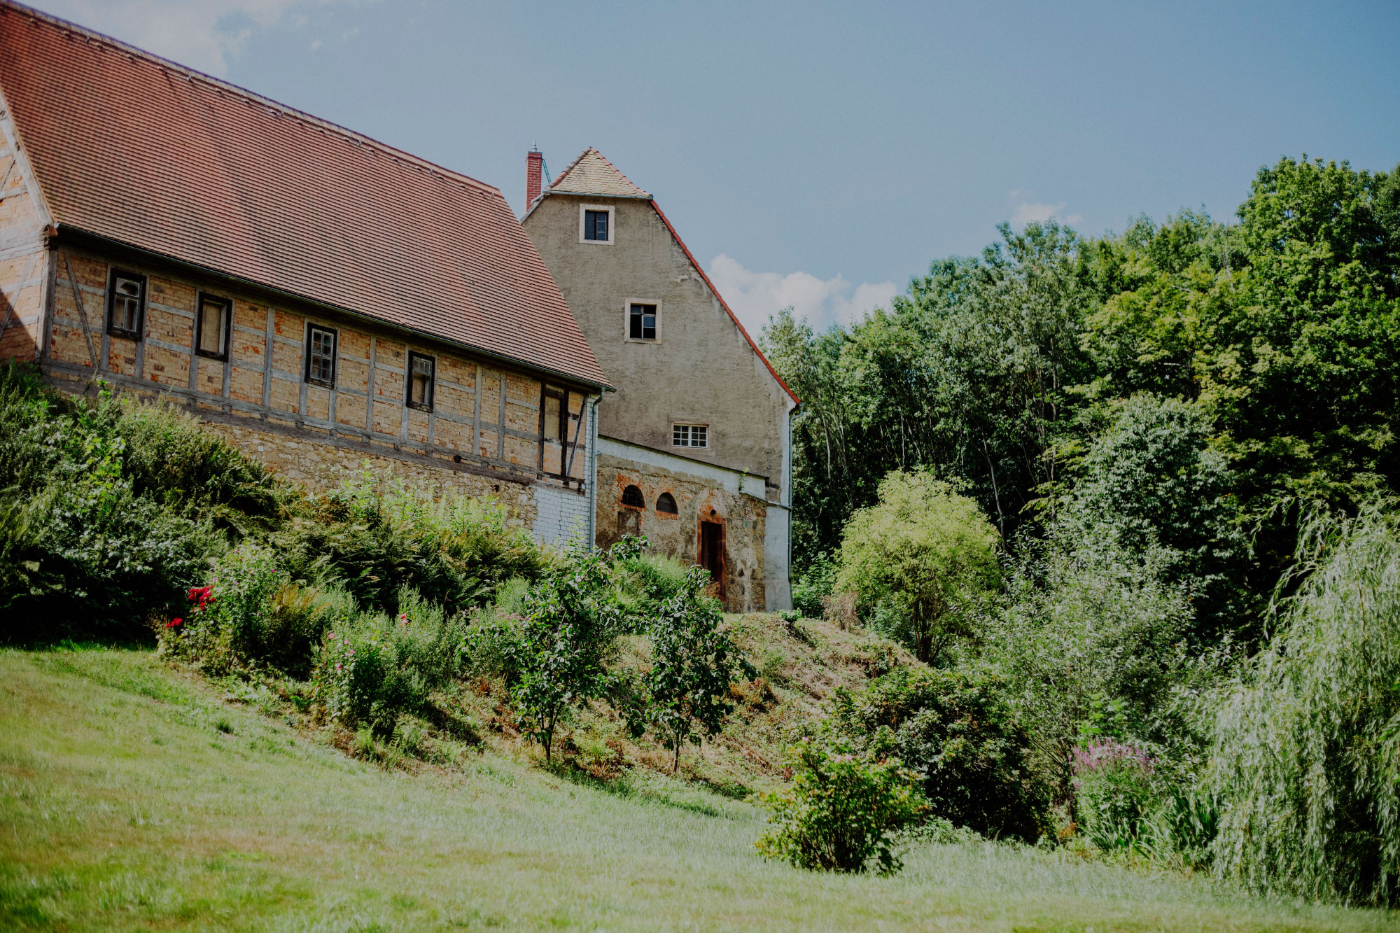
[770,156,1400,642]
[828,667,1045,842]
[768,155,1400,900]
[1208,505,1400,905]
[833,472,1000,662]
[642,565,751,771]
[755,736,927,874]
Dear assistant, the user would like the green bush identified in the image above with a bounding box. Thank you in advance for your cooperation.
[643,565,750,771]
[273,478,548,615]
[1072,739,1159,852]
[829,666,1046,842]
[755,737,927,874]
[791,551,837,619]
[316,589,467,734]
[834,471,1000,663]
[0,371,221,636]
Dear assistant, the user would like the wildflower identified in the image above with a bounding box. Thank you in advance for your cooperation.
[335,664,342,672]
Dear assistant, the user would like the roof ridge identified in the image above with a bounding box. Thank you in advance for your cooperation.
[0,0,500,198]
[547,148,593,191]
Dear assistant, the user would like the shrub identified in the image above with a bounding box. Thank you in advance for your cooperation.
[755,737,927,874]
[316,589,467,734]
[496,540,641,763]
[643,566,751,771]
[1072,738,1158,852]
[829,666,1046,842]
[273,477,548,615]
[1207,503,1400,906]
[791,551,837,619]
[834,471,1000,663]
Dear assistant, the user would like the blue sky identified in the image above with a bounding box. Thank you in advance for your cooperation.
[30,0,1400,334]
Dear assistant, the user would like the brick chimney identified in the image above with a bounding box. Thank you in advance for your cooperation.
[526,147,543,208]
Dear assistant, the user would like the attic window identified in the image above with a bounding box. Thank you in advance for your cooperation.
[629,303,657,341]
[195,294,230,360]
[407,351,435,411]
[105,270,145,339]
[305,324,337,387]
[580,205,613,244]
[673,423,708,449]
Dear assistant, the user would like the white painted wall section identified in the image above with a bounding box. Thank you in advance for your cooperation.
[532,483,591,548]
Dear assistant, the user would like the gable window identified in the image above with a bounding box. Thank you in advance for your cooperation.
[579,205,614,244]
[656,492,678,515]
[305,324,337,387]
[621,484,645,509]
[407,351,435,411]
[584,210,609,241]
[105,270,146,339]
[629,303,658,341]
[195,294,231,360]
[672,423,708,449]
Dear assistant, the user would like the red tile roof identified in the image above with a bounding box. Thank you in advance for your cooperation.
[0,2,608,387]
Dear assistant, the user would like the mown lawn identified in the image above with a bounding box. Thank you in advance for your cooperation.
[0,647,1394,932]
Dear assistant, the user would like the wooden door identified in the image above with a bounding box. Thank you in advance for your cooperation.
[699,520,726,600]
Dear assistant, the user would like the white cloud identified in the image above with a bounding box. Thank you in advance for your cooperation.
[1011,200,1067,226]
[30,0,362,75]
[1007,193,1082,228]
[707,254,899,335]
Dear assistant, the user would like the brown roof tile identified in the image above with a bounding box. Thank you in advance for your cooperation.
[0,2,608,387]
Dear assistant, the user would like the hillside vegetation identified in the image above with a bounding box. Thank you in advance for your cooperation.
[3,646,1392,932]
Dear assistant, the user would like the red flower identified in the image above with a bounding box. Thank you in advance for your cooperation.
[166,618,183,629]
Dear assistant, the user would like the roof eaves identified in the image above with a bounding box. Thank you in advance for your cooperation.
[55,223,613,391]
[647,201,799,405]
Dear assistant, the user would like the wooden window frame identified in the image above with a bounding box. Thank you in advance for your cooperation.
[406,350,435,412]
[194,292,232,361]
[105,268,146,340]
[304,323,338,388]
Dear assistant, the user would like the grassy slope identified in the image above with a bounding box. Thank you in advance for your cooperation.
[2,649,1394,932]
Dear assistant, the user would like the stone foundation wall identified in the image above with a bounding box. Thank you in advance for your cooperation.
[200,416,538,530]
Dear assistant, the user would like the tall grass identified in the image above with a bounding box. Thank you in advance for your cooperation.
[1208,502,1400,905]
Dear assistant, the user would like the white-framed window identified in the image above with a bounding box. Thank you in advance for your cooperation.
[672,423,708,449]
[195,293,231,360]
[579,204,614,244]
[305,323,337,387]
[105,269,145,339]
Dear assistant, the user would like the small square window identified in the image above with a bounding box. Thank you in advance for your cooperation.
[106,270,145,339]
[672,423,708,449]
[305,324,337,387]
[629,303,657,341]
[584,209,609,241]
[195,295,230,359]
[407,351,435,411]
